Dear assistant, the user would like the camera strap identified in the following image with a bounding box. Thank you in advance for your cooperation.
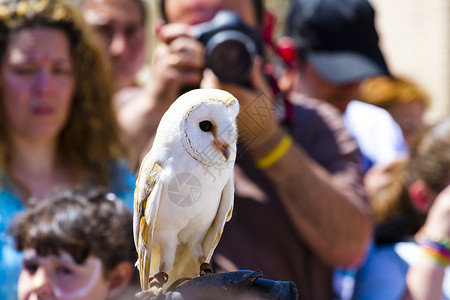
[267,72,294,133]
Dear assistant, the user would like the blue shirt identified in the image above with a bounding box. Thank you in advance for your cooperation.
[0,163,136,299]
[0,188,25,300]
[335,101,409,299]
[353,242,450,300]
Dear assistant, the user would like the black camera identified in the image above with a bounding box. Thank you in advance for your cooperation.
[191,10,264,85]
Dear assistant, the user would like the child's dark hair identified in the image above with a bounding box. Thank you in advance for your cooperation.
[10,187,137,278]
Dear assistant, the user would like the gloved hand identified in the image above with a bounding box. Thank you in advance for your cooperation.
[143,270,299,300]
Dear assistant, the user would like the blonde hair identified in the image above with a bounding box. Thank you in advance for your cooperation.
[359,75,430,109]
[0,0,128,194]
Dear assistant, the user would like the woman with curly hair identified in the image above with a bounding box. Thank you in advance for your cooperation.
[0,0,136,297]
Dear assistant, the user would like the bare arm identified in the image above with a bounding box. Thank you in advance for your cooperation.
[263,139,372,267]
[116,84,169,169]
[403,185,450,300]
[202,60,372,267]
[403,260,445,300]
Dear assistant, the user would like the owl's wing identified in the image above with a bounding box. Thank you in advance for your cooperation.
[133,156,163,290]
[202,172,234,262]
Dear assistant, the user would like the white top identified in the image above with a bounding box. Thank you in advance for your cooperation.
[343,100,408,172]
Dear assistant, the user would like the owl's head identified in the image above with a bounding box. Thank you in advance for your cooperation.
[178,89,239,168]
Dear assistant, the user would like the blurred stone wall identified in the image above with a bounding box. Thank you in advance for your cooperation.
[370,0,450,122]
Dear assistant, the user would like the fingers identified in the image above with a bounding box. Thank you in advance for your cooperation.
[200,68,220,89]
[163,37,204,87]
[249,56,274,98]
[155,22,193,44]
[154,21,205,73]
[152,43,203,90]
[167,37,205,70]
[154,19,166,37]
[422,185,450,238]
[152,23,205,98]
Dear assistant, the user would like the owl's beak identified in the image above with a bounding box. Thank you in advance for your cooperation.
[214,139,230,161]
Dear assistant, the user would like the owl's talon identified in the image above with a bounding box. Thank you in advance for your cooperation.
[149,271,169,288]
[136,287,162,299]
[200,262,213,276]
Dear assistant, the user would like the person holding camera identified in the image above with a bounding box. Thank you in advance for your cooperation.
[145,1,372,299]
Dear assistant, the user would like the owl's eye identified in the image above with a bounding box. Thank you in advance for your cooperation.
[199,120,213,132]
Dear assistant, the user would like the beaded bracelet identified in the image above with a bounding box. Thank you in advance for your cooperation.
[256,134,293,169]
[416,231,450,267]
[421,246,450,267]
[416,231,450,249]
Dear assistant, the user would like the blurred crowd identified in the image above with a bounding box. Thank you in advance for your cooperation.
[0,0,448,299]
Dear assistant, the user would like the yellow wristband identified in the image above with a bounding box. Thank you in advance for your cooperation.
[256,134,293,169]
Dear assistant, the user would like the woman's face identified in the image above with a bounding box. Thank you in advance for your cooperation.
[18,249,110,300]
[0,27,75,142]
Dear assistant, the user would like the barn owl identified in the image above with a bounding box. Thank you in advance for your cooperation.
[133,89,239,294]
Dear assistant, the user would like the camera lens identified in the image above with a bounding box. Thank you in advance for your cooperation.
[205,30,256,84]
[210,40,250,81]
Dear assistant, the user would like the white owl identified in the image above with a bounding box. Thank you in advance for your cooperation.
[133,89,239,294]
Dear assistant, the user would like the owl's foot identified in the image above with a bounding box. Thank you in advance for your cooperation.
[135,287,162,299]
[200,262,213,276]
[150,271,169,288]
[136,272,169,298]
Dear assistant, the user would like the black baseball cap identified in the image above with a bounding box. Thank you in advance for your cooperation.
[286,0,390,84]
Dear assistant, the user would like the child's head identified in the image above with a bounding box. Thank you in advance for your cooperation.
[369,117,450,224]
[10,188,137,299]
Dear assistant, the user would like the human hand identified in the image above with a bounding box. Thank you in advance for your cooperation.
[405,185,450,300]
[151,20,205,105]
[143,270,298,300]
[420,184,450,239]
[201,57,283,159]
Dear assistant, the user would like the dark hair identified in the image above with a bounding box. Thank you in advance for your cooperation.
[159,0,263,27]
[285,0,390,84]
[0,0,128,195]
[10,188,137,277]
